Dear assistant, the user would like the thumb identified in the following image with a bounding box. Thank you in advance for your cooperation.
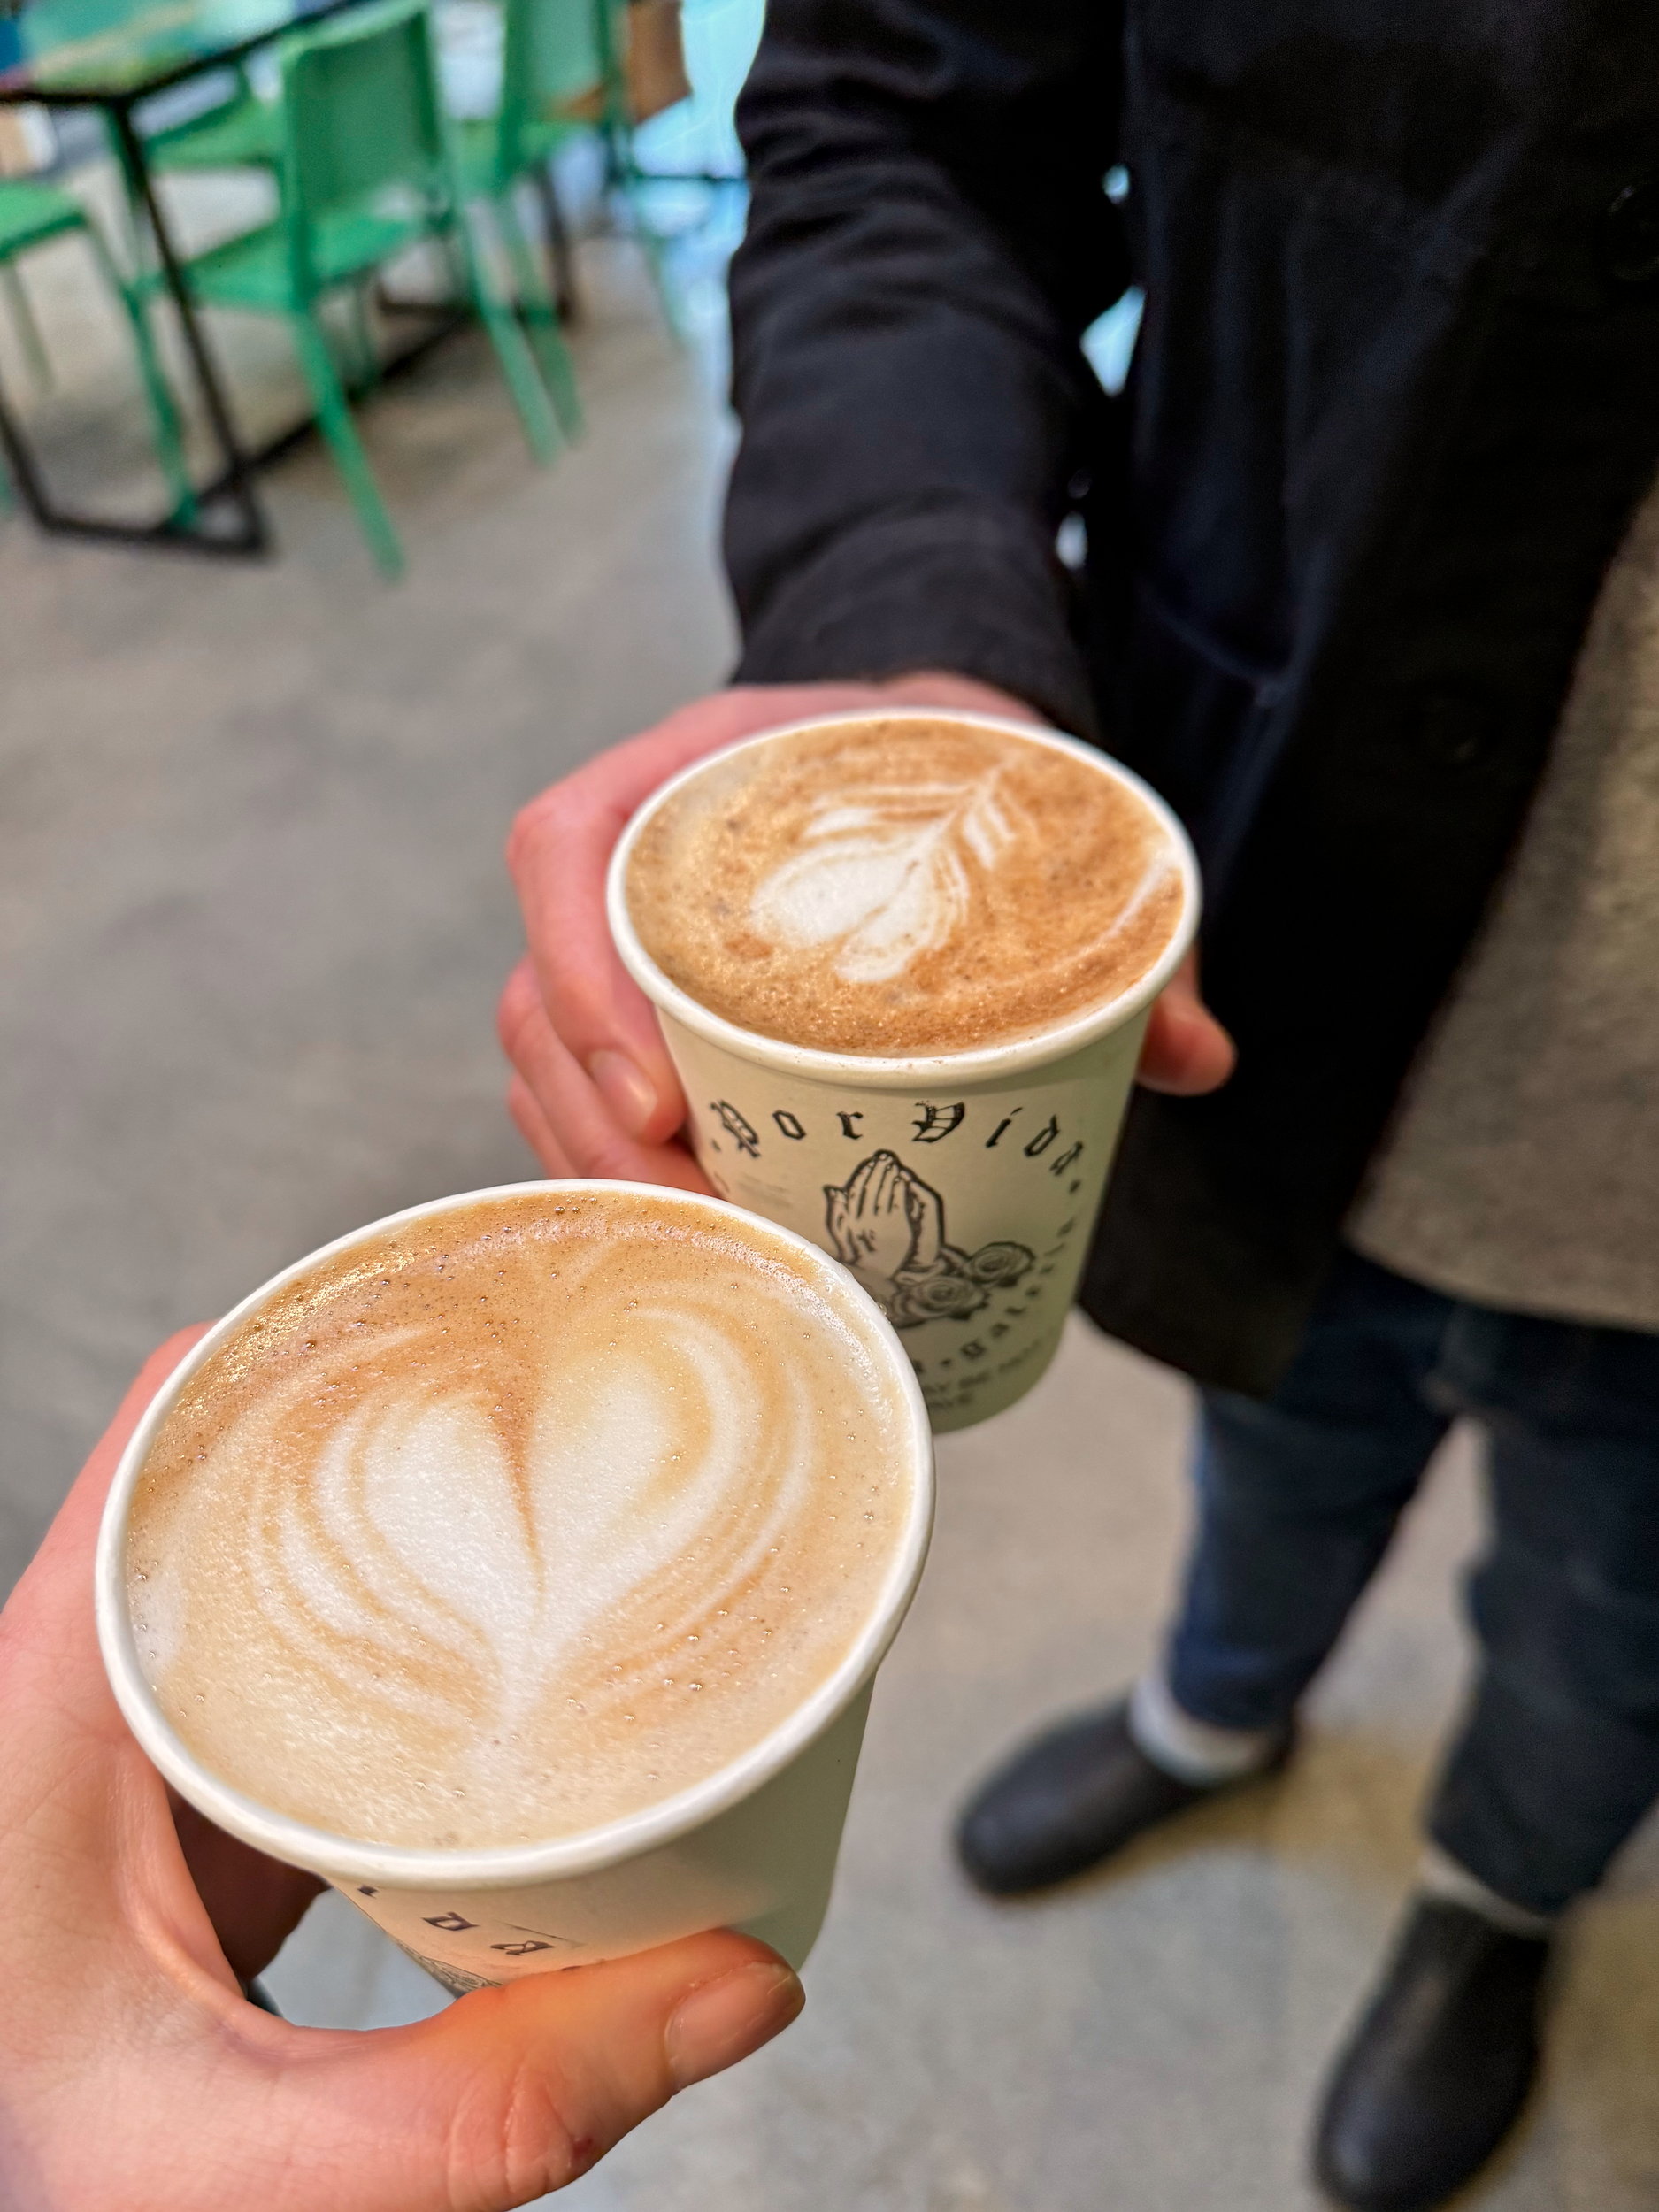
[1136,953,1235,1096]
[286,1931,803,2210]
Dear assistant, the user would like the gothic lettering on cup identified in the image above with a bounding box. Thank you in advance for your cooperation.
[710,1100,760,1157]
[490,1939,557,1955]
[837,1110,864,1138]
[985,1111,1022,1148]
[424,1912,478,1932]
[911,1101,967,1143]
[1023,1116,1060,1156]
[357,1886,378,1897]
[1049,1141,1084,1178]
[772,1110,807,1141]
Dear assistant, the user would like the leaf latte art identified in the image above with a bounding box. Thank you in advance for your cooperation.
[626,717,1186,1056]
[750,773,1022,985]
[127,1193,912,1850]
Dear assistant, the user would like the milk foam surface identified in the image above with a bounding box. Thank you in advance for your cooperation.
[126,1191,912,1851]
[626,718,1185,1056]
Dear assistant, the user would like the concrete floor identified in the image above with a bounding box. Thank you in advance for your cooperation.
[4,187,1659,2212]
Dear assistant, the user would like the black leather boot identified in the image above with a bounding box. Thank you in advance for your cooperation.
[1314,1894,1552,2212]
[955,1694,1294,1896]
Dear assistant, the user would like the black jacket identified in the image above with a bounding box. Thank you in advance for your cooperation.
[722,0,1659,1395]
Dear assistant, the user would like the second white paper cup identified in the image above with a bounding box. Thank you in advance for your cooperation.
[609,712,1201,1432]
[96,1181,934,1991]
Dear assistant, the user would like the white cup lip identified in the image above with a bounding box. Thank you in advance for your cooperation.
[96,1179,935,1891]
[607,708,1202,1087]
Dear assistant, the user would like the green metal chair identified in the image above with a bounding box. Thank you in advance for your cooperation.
[142,32,581,437]
[144,65,283,176]
[183,0,562,578]
[453,0,679,349]
[145,0,647,391]
[0,178,192,516]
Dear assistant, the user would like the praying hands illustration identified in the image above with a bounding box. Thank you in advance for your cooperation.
[823,1151,1034,1328]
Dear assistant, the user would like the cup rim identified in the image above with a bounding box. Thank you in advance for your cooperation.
[95,1179,935,1890]
[606,709,1202,1087]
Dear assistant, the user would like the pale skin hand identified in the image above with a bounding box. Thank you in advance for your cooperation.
[500,675,1235,1188]
[0,1335,803,2212]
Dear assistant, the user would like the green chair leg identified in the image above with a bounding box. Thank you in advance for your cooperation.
[598,109,685,349]
[288,310,404,578]
[618,170,685,348]
[2,261,54,395]
[104,112,163,302]
[491,185,582,440]
[319,290,373,395]
[345,282,380,393]
[532,165,580,324]
[84,222,196,526]
[449,211,560,465]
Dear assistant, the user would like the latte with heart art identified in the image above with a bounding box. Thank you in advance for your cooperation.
[124,1188,915,1850]
[623,716,1186,1056]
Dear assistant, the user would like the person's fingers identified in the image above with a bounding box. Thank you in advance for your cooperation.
[0,1325,283,2020]
[168,1794,326,1986]
[878,671,1048,724]
[279,1931,803,2212]
[506,688,890,1153]
[504,679,1043,1158]
[498,959,714,1194]
[507,1073,579,1178]
[508,769,687,1149]
[4,1325,211,1676]
[1136,954,1236,1096]
[50,1326,210,1553]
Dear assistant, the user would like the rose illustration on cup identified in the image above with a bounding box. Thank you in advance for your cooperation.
[822,1150,1034,1329]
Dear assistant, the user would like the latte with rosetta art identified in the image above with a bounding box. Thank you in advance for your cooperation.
[625,717,1186,1056]
[126,1190,912,1851]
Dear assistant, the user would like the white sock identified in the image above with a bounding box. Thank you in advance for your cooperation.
[1128,1664,1284,1787]
[1417,1846,1556,1938]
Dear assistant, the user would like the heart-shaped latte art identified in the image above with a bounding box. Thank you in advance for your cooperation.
[127,1197,899,1850]
[248,1303,805,1760]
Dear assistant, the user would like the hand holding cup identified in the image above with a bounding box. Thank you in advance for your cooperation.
[499,677,1233,1195]
[0,1336,803,2211]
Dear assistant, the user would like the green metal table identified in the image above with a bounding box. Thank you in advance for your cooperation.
[0,0,432,555]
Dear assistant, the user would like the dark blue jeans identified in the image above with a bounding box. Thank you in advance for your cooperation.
[1165,1249,1659,1915]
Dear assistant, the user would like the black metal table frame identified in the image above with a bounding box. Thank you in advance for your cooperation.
[0,0,468,559]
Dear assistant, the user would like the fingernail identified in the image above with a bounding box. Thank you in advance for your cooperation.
[588,1050,658,1140]
[665,1962,804,2091]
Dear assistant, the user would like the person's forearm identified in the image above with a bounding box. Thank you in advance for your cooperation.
[725,0,1125,740]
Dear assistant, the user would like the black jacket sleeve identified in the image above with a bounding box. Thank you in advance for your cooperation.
[723,0,1126,739]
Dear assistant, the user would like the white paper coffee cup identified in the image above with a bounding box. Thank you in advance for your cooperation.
[608,712,1201,1432]
[96,1182,934,1992]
